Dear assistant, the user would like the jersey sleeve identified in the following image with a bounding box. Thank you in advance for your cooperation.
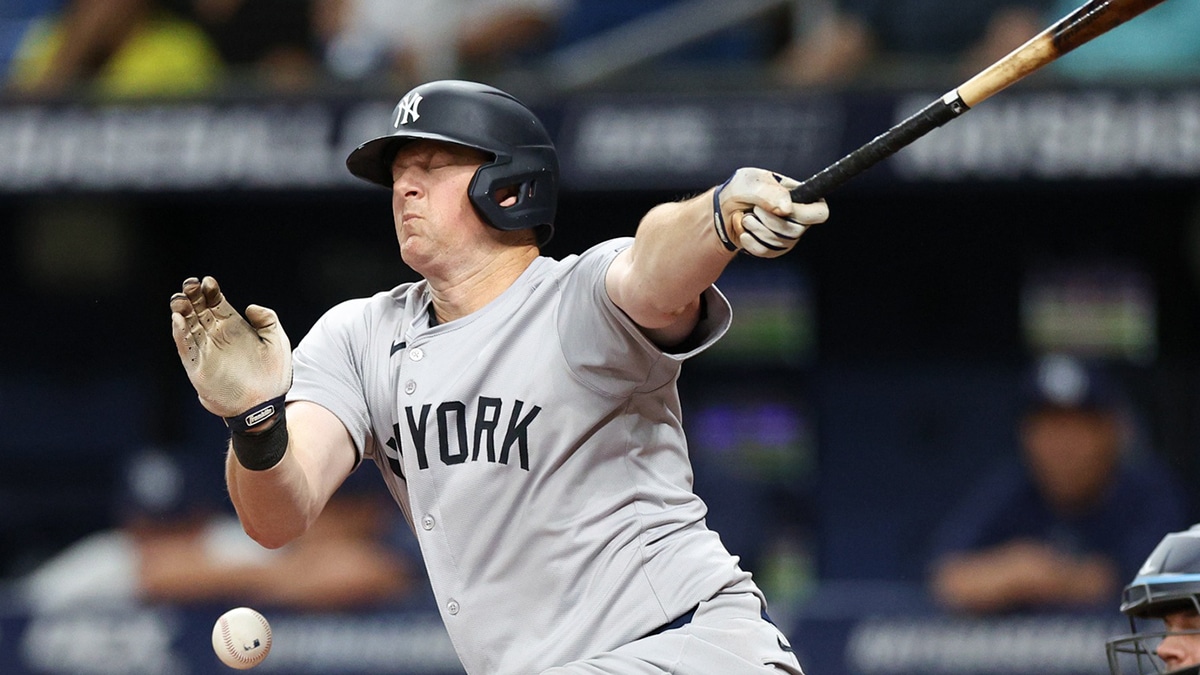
[288,298,376,464]
[556,238,732,397]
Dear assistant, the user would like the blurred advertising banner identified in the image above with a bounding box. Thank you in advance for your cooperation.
[0,605,463,675]
[0,86,1197,194]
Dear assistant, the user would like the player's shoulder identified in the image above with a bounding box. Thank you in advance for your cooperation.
[316,281,425,327]
[548,237,633,277]
[578,236,634,261]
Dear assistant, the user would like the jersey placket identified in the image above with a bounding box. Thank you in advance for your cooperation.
[397,336,470,649]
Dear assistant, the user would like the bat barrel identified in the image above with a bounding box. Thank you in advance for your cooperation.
[1050,0,1170,54]
[958,0,1169,107]
[787,0,1173,203]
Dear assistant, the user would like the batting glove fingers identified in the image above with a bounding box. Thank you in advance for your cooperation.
[739,206,806,258]
[170,276,293,419]
[713,168,829,258]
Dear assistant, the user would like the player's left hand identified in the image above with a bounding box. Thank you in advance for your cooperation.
[169,276,292,419]
[713,168,829,258]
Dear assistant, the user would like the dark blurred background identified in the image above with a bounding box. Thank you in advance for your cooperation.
[2,0,1200,673]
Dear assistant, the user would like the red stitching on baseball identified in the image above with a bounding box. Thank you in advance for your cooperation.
[219,617,266,665]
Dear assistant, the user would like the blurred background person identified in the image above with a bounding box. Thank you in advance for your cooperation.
[774,0,1054,88]
[1043,0,1200,83]
[927,354,1188,615]
[0,1,66,84]
[313,0,569,85]
[15,448,416,612]
[7,0,317,98]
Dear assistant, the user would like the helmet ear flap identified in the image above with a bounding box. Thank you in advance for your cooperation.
[468,150,557,244]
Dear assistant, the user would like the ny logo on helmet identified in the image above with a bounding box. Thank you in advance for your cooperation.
[394,92,423,127]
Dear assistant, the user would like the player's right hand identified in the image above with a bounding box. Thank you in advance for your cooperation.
[169,276,292,419]
[713,167,829,258]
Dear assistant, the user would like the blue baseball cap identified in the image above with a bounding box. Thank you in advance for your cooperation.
[114,448,225,521]
[1024,354,1125,413]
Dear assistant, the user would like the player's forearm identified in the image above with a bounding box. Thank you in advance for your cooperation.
[610,169,824,337]
[226,442,322,549]
[623,188,737,321]
[225,403,358,548]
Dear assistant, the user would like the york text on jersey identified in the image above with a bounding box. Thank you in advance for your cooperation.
[383,396,542,475]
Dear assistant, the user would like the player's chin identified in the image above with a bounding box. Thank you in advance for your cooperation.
[398,239,434,270]
[396,229,419,252]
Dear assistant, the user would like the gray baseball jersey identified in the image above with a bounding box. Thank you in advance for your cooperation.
[288,237,758,674]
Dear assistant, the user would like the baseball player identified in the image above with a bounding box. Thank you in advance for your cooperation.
[1107,524,1200,675]
[169,79,828,674]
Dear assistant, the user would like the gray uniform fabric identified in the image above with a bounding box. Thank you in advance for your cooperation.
[288,237,797,674]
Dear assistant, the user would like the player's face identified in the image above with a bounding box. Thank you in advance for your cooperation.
[1157,608,1200,671]
[390,140,492,273]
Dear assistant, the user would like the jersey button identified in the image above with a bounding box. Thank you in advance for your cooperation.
[447,600,459,615]
[404,380,416,395]
[422,515,435,530]
[409,347,424,361]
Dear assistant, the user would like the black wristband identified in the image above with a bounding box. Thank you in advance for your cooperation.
[711,177,739,252]
[224,395,287,433]
[230,408,289,471]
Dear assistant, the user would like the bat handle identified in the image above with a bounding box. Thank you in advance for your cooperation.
[789,91,971,203]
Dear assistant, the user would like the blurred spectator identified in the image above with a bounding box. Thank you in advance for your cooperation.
[0,1,67,82]
[16,448,415,612]
[7,0,317,98]
[774,0,1054,88]
[9,0,220,97]
[927,354,1188,615]
[551,0,774,72]
[1044,0,1200,83]
[186,0,317,90]
[313,0,568,84]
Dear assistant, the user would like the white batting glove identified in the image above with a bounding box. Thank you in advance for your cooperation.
[169,276,292,421]
[712,168,829,258]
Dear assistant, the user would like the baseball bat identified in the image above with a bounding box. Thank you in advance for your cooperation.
[788,0,1171,203]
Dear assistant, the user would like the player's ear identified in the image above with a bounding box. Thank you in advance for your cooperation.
[494,185,519,208]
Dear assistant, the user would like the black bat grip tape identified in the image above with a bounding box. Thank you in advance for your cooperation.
[789,93,969,203]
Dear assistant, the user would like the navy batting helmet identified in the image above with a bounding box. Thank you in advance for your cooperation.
[1106,525,1200,675]
[346,80,558,246]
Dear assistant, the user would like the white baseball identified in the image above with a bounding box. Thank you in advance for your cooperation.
[212,607,272,670]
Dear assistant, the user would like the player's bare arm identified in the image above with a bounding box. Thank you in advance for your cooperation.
[225,401,357,548]
[606,167,828,346]
[170,276,352,548]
